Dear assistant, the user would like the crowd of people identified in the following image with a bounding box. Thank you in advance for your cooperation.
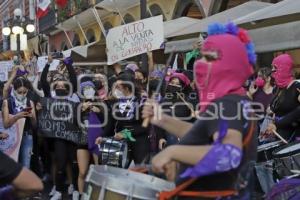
[0,22,299,200]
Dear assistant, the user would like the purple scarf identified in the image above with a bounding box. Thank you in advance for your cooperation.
[266,178,300,200]
[87,112,103,155]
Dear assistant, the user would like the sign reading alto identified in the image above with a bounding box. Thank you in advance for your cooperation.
[106,15,164,65]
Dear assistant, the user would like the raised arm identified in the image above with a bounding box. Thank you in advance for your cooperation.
[63,57,77,93]
[32,74,44,97]
[147,51,154,74]
[40,58,51,97]
[3,66,18,99]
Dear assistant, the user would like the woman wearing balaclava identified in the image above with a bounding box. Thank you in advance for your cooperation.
[266,54,300,142]
[96,72,150,166]
[142,22,257,199]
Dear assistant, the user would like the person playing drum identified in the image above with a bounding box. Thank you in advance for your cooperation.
[266,54,300,142]
[142,22,257,200]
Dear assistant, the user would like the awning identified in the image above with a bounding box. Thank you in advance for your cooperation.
[234,0,300,29]
[57,0,140,32]
[165,38,199,53]
[165,20,300,54]
[164,1,271,38]
[164,17,201,39]
[248,20,300,53]
[62,41,98,58]
[65,42,107,65]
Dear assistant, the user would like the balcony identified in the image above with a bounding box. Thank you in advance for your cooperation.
[39,8,57,33]
[57,0,93,23]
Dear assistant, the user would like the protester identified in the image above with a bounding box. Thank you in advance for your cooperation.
[2,77,37,169]
[247,67,274,117]
[266,54,300,141]
[143,22,257,199]
[76,77,104,199]
[0,151,43,199]
[158,72,194,149]
[40,56,79,200]
[96,72,150,166]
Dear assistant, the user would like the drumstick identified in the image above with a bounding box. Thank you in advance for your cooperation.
[272,130,288,144]
[142,49,175,128]
[176,92,196,118]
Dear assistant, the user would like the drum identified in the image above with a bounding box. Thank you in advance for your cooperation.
[83,165,175,200]
[272,142,300,178]
[257,141,283,163]
[99,138,128,168]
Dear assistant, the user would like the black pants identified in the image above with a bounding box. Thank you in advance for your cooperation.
[128,136,150,165]
[53,139,77,192]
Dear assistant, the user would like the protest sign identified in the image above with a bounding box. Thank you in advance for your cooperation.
[0,61,14,81]
[38,98,83,144]
[106,15,164,65]
[0,113,25,161]
[37,56,60,72]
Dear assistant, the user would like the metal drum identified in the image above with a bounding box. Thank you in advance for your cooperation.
[273,142,300,178]
[99,138,128,168]
[257,141,283,163]
[83,165,175,200]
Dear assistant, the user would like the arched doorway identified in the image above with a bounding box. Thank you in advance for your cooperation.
[149,3,166,21]
[122,13,135,25]
[172,0,204,19]
[85,29,96,44]
[72,33,81,47]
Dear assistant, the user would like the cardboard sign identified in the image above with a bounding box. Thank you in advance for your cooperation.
[37,56,60,72]
[106,15,164,65]
[0,113,25,162]
[38,98,83,144]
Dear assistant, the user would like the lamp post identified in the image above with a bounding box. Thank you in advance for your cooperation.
[2,8,35,56]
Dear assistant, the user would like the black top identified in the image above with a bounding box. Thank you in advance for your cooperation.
[176,95,257,193]
[103,97,148,138]
[270,81,300,140]
[78,99,104,145]
[40,63,77,97]
[0,151,22,186]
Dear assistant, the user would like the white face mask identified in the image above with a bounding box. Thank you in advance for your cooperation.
[83,88,95,99]
[113,89,125,99]
[15,92,26,102]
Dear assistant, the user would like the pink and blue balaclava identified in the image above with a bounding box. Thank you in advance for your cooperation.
[194,22,256,112]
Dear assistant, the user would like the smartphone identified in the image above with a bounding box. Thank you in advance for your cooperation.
[23,107,32,113]
[51,52,63,59]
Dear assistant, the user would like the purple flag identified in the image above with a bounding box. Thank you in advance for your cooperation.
[87,112,103,155]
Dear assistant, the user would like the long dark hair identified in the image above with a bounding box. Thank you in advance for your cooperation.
[13,77,30,91]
